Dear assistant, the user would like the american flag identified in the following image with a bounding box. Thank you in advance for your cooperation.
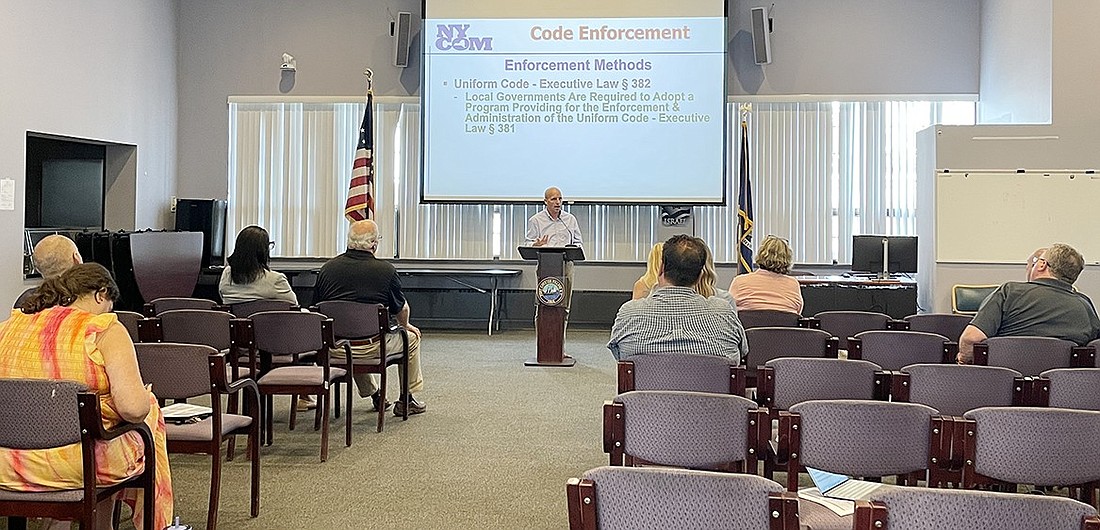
[344,91,374,221]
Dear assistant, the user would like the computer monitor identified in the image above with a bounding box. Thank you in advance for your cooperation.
[851,235,918,275]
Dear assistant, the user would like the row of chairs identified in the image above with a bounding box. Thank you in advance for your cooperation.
[607,354,1100,494]
[567,466,1100,530]
[600,392,1100,528]
[7,297,408,530]
[130,299,412,448]
[619,352,1100,417]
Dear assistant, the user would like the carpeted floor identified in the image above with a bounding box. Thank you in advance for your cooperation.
[161,329,616,530]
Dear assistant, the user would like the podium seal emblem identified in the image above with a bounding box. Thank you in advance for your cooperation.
[536,277,567,306]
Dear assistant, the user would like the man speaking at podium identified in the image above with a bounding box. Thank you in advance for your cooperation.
[526,186,582,313]
[526,186,582,248]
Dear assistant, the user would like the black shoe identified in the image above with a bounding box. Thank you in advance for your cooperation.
[393,395,427,416]
[370,392,391,412]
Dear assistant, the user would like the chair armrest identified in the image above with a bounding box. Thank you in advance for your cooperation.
[778,411,802,491]
[136,317,162,344]
[602,401,624,465]
[943,341,959,364]
[847,337,864,360]
[748,408,769,472]
[1083,515,1100,530]
[224,375,261,398]
[756,366,775,407]
[886,319,910,331]
[873,370,892,400]
[142,303,156,318]
[853,501,888,530]
[566,478,596,530]
[972,342,989,365]
[825,337,840,358]
[1071,346,1096,368]
[1014,376,1049,407]
[768,492,801,528]
[729,365,746,396]
[617,361,635,394]
[888,371,910,402]
[78,392,154,445]
[798,317,820,329]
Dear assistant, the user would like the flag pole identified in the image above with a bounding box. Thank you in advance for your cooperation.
[736,102,755,275]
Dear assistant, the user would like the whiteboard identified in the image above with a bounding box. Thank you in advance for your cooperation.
[935,171,1100,263]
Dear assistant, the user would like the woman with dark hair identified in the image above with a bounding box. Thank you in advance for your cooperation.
[219,225,298,305]
[0,263,173,530]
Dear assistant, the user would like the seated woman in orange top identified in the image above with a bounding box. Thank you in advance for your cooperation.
[729,235,804,314]
[0,263,173,530]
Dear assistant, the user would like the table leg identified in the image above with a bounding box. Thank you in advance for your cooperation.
[488,277,498,336]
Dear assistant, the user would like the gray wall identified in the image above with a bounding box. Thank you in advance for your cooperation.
[923,0,1100,313]
[176,0,421,200]
[728,0,979,96]
[177,0,981,200]
[0,0,178,304]
[978,0,1052,124]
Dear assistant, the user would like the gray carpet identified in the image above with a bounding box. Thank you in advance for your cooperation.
[162,329,616,530]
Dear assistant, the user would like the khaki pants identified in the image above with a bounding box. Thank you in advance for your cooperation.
[330,330,423,397]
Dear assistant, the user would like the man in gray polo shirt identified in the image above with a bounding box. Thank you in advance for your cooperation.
[957,243,1100,363]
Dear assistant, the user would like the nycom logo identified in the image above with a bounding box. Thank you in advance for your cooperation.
[434,24,494,51]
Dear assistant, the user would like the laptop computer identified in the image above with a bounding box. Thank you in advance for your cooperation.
[805,467,887,501]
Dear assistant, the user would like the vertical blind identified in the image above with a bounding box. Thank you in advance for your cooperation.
[227,97,973,264]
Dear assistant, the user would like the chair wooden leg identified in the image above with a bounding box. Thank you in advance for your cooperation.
[6,517,27,530]
[250,424,261,517]
[289,395,298,431]
[313,392,323,432]
[334,381,341,419]
[264,394,274,446]
[320,392,331,462]
[377,368,387,433]
[208,440,223,530]
[401,356,410,421]
[345,373,353,447]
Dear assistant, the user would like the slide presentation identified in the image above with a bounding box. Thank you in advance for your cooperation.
[422,1,727,204]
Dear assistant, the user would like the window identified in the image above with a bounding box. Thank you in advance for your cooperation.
[228,97,974,263]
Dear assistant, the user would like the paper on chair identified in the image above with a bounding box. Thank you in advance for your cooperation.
[798,487,855,517]
[161,402,213,421]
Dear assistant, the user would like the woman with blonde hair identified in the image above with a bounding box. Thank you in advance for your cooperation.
[729,235,804,313]
[695,245,735,305]
[632,243,663,299]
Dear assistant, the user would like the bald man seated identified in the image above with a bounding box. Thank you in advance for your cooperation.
[14,235,83,308]
[313,220,427,416]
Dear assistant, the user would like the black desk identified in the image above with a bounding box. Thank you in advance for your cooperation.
[798,276,917,319]
[398,269,521,335]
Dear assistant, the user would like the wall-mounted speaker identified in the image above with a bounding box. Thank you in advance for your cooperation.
[750,6,772,65]
[393,11,412,68]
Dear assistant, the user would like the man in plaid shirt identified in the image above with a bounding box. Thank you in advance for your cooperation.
[608,235,747,364]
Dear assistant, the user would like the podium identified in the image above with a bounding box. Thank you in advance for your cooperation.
[519,245,585,367]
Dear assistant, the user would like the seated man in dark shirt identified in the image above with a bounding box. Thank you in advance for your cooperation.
[313,220,427,415]
[958,243,1100,363]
